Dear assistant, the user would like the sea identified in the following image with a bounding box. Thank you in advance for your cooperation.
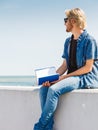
[0,75,37,86]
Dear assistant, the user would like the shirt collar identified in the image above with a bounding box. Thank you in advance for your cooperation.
[78,30,88,42]
[70,30,88,42]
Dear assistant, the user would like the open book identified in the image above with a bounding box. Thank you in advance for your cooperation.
[35,66,59,85]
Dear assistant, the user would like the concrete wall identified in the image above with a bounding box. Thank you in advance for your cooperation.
[0,86,98,130]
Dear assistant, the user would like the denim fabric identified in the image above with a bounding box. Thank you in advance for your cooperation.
[39,87,54,130]
[34,76,81,130]
[62,30,98,88]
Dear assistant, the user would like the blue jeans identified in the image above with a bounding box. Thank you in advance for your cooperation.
[33,76,81,130]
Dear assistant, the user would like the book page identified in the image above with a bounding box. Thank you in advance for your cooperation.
[35,66,56,78]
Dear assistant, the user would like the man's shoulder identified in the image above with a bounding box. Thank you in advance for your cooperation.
[85,31,96,42]
[83,32,98,49]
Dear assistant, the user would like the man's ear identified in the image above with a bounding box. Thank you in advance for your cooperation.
[70,19,76,24]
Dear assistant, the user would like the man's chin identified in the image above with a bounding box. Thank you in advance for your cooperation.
[66,29,71,32]
[66,29,70,32]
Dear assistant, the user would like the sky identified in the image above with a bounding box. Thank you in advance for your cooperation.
[0,0,98,76]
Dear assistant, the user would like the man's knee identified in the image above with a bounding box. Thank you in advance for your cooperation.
[48,85,60,97]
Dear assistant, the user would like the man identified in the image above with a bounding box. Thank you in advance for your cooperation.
[34,8,98,130]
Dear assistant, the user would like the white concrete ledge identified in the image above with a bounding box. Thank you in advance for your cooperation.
[0,86,98,130]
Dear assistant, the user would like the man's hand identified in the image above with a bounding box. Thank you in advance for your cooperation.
[42,79,59,87]
[51,75,65,84]
[42,75,68,87]
[42,81,51,87]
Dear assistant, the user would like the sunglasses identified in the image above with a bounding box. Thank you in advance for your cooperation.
[64,18,68,23]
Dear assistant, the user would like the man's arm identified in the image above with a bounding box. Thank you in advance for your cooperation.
[61,59,94,79]
[56,59,67,75]
[43,59,93,86]
[42,59,67,87]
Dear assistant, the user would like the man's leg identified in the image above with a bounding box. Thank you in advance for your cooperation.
[39,86,54,130]
[39,86,49,110]
[34,76,81,130]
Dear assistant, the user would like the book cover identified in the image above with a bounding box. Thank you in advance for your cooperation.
[35,66,59,85]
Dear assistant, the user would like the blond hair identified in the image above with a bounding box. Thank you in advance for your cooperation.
[65,8,87,29]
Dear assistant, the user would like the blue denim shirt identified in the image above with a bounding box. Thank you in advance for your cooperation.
[62,30,98,88]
